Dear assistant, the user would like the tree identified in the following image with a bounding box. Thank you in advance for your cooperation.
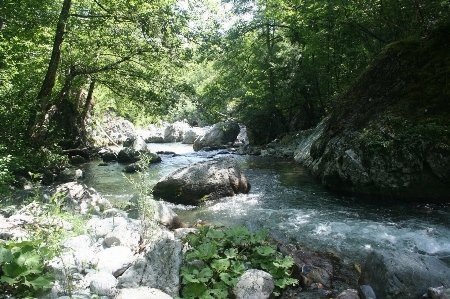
[26,0,190,147]
[194,0,450,144]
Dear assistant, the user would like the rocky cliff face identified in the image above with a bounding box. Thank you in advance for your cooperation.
[294,26,450,202]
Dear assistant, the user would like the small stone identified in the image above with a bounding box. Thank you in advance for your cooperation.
[89,271,117,296]
[115,286,172,299]
[359,285,377,299]
[233,269,274,299]
[336,289,359,299]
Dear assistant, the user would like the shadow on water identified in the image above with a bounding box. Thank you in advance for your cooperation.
[81,143,450,264]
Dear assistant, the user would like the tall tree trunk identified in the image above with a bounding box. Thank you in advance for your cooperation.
[31,0,72,145]
[37,0,72,105]
[78,78,96,146]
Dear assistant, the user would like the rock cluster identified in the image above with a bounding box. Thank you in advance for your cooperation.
[193,120,240,151]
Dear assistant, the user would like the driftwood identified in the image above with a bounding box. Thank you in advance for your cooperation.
[95,120,120,146]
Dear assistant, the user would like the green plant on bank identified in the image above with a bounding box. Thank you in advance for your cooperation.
[0,183,89,298]
[123,154,158,240]
[177,225,298,299]
[0,239,54,298]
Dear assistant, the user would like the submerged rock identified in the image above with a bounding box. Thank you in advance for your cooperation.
[152,157,250,205]
[359,250,450,299]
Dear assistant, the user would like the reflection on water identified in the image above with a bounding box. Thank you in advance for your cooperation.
[81,143,450,263]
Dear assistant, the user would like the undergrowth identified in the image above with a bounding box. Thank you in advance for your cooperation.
[0,183,88,298]
[178,225,298,299]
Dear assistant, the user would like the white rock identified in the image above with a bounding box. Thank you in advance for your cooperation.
[118,236,182,298]
[97,246,135,277]
[233,269,274,299]
[89,271,117,296]
[115,286,172,299]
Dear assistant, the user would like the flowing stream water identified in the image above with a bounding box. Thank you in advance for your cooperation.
[81,143,450,264]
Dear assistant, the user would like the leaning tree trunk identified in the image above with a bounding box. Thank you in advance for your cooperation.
[77,78,96,146]
[32,0,72,145]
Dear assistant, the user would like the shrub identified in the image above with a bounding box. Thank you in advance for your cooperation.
[178,225,298,299]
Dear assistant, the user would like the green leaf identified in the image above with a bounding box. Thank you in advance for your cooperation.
[197,266,214,283]
[206,228,225,239]
[0,275,17,285]
[181,282,208,298]
[255,245,276,256]
[25,274,54,290]
[230,261,246,275]
[275,277,298,288]
[194,243,219,260]
[184,232,203,247]
[16,250,42,269]
[183,273,200,284]
[219,272,237,286]
[210,286,229,299]
[225,226,251,246]
[2,263,31,278]
[0,246,13,264]
[210,258,230,272]
[273,255,295,269]
[252,229,269,244]
[224,248,238,259]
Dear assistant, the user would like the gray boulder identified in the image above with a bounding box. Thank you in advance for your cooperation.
[115,287,172,299]
[164,121,190,142]
[138,125,165,143]
[359,250,450,299]
[97,246,135,277]
[117,147,141,163]
[358,285,377,299]
[292,34,450,202]
[92,116,135,145]
[152,157,251,205]
[155,201,181,229]
[62,235,98,273]
[428,286,450,299]
[88,271,117,296]
[53,182,111,214]
[87,216,141,251]
[118,235,183,298]
[233,269,274,299]
[99,148,117,162]
[193,121,240,151]
[118,135,162,164]
[123,135,148,152]
[117,149,161,164]
[182,127,207,144]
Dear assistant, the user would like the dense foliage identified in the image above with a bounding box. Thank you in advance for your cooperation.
[0,0,190,181]
[178,225,297,299]
[1,0,449,180]
[193,0,450,143]
[0,239,55,297]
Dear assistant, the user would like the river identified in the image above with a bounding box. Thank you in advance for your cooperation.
[81,143,450,264]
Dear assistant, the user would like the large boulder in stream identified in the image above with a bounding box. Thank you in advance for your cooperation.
[294,28,450,202]
[193,120,240,151]
[359,250,450,299]
[117,136,161,166]
[152,157,251,205]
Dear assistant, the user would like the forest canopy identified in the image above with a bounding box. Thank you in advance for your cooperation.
[1,0,449,184]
